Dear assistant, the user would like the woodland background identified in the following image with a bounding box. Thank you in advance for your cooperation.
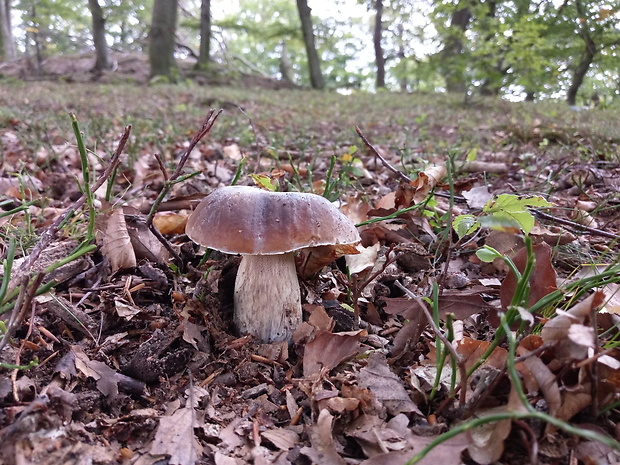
[0,0,620,105]
[0,1,620,465]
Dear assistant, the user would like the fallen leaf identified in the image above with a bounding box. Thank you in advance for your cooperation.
[303,330,363,377]
[151,405,203,465]
[96,205,137,272]
[301,409,347,465]
[358,353,422,416]
[500,241,557,311]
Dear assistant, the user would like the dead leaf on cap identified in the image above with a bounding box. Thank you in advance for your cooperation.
[96,205,136,272]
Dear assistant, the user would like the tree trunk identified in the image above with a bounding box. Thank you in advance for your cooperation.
[440,5,472,94]
[296,0,325,90]
[88,0,111,72]
[149,0,178,80]
[196,0,211,70]
[279,42,294,84]
[374,0,385,89]
[0,1,15,61]
[566,0,596,106]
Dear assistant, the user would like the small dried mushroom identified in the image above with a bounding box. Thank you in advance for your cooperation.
[186,185,361,342]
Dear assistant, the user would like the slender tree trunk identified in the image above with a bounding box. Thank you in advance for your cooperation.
[0,0,15,61]
[440,5,472,94]
[296,0,324,89]
[149,0,178,80]
[28,5,43,73]
[396,23,408,92]
[196,0,211,69]
[88,0,111,72]
[279,42,294,84]
[566,0,596,106]
[374,0,385,89]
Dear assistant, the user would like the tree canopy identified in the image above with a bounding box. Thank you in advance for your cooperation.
[2,0,620,104]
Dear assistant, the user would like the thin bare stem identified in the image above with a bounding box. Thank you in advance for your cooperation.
[394,280,468,405]
[355,126,411,183]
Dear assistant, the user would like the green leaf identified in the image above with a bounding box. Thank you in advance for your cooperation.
[453,214,480,239]
[482,194,552,234]
[476,246,502,263]
[249,174,277,191]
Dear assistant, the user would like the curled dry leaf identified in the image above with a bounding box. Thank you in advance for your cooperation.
[96,205,137,272]
[541,291,606,361]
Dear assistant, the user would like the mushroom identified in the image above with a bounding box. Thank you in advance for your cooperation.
[186,185,361,343]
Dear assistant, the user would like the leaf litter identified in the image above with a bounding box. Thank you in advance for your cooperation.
[0,84,620,465]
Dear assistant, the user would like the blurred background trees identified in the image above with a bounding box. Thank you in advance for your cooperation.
[2,0,620,105]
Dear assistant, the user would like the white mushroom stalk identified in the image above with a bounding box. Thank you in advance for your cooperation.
[234,253,300,342]
[186,186,361,343]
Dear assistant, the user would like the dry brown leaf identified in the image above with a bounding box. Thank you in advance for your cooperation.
[299,243,360,277]
[96,205,137,272]
[126,214,171,263]
[303,330,363,377]
[456,338,508,372]
[72,345,120,399]
[500,241,557,311]
[261,428,300,451]
[541,291,606,361]
[300,409,347,465]
[151,405,203,465]
[153,212,188,235]
[358,353,422,416]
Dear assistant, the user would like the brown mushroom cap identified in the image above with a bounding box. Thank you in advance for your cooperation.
[186,186,360,255]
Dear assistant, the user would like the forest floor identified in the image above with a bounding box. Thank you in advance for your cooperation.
[0,61,619,465]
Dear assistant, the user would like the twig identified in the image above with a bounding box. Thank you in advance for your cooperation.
[355,126,412,183]
[532,209,620,240]
[145,110,223,268]
[394,280,468,406]
[12,125,130,289]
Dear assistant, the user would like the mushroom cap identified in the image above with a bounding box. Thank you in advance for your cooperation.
[186,186,361,255]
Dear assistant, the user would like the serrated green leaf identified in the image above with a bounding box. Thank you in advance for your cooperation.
[482,194,552,233]
[453,214,479,239]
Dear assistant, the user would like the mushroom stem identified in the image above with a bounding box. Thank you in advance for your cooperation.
[234,252,302,343]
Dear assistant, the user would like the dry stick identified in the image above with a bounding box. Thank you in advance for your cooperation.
[145,110,223,268]
[12,126,130,290]
[355,126,412,183]
[394,280,468,406]
[532,209,620,240]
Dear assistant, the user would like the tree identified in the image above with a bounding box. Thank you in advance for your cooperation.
[149,0,178,80]
[296,0,325,89]
[373,0,385,88]
[566,0,597,106]
[196,0,211,69]
[0,0,16,61]
[87,0,112,72]
[437,2,473,93]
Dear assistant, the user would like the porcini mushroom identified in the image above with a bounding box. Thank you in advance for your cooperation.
[186,185,361,342]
